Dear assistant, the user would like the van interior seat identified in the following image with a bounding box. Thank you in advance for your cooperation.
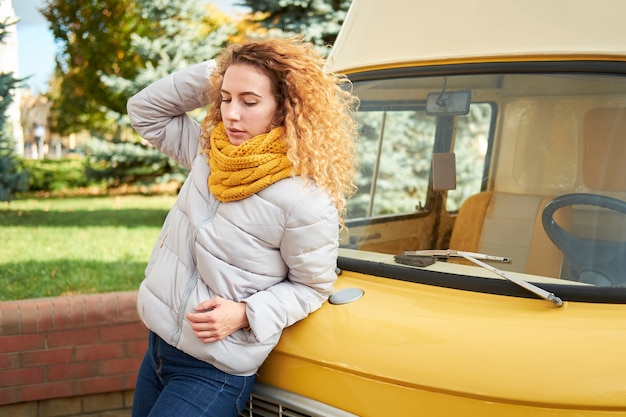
[449,191,569,277]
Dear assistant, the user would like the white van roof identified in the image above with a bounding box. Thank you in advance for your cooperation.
[327,0,626,73]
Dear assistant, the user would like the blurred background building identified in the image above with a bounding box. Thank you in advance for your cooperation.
[0,0,26,156]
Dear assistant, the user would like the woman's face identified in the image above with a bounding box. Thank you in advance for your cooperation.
[220,63,279,146]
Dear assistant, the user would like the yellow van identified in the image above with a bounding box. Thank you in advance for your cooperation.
[241,0,626,415]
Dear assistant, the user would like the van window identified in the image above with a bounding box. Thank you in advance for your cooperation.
[446,103,493,211]
[349,109,435,218]
[342,69,626,293]
[347,99,493,218]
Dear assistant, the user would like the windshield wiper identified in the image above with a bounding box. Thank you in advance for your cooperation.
[405,249,510,263]
[403,249,563,307]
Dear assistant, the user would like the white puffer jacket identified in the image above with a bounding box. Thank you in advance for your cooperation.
[127,61,339,376]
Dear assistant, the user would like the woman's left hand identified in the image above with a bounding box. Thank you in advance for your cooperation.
[186,296,250,343]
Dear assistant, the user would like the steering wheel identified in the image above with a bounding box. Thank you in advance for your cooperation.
[541,193,626,286]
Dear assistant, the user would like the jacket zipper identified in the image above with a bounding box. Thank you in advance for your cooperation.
[170,201,221,347]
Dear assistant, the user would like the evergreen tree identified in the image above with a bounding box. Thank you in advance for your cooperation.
[240,0,352,48]
[0,21,28,202]
[100,1,235,101]
[88,2,236,186]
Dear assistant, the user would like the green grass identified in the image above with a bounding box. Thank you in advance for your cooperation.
[0,195,176,301]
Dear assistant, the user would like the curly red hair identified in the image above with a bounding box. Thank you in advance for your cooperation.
[200,37,359,226]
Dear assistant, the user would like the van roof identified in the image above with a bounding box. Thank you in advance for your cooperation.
[326,0,626,74]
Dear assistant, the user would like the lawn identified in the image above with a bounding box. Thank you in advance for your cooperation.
[0,195,176,301]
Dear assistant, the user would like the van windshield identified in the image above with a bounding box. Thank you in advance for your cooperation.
[341,66,626,296]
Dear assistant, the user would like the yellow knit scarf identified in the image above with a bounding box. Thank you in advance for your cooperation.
[207,122,294,202]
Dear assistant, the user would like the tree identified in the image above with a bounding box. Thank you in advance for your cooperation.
[100,1,236,103]
[0,20,28,202]
[42,0,146,135]
[41,0,236,138]
[239,0,352,48]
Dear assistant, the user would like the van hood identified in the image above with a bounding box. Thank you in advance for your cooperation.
[259,269,626,412]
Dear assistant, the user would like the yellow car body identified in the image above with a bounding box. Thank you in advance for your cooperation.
[245,0,626,415]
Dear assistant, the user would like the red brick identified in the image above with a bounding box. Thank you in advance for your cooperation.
[52,299,71,330]
[19,381,74,402]
[126,339,148,357]
[100,322,146,343]
[69,297,86,327]
[98,292,140,323]
[17,302,39,334]
[83,295,106,324]
[117,292,140,322]
[36,299,56,332]
[0,367,46,387]
[0,302,20,335]
[0,334,46,354]
[21,347,73,367]
[47,328,100,348]
[100,358,142,376]
[0,353,17,369]
[0,292,146,406]
[74,343,125,362]
[0,387,19,405]
[125,374,139,391]
[102,293,120,320]
[74,375,127,396]
[48,362,98,381]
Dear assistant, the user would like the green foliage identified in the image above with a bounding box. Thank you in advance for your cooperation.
[84,139,189,188]
[39,0,349,140]
[18,140,189,194]
[42,0,234,137]
[41,0,147,134]
[240,0,352,48]
[0,21,29,202]
[101,0,234,100]
[24,158,90,192]
[0,145,29,201]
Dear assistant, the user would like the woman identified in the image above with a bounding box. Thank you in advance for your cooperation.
[127,37,358,417]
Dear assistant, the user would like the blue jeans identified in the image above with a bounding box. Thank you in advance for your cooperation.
[132,331,256,417]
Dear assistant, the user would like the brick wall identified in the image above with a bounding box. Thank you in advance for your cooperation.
[0,291,148,416]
